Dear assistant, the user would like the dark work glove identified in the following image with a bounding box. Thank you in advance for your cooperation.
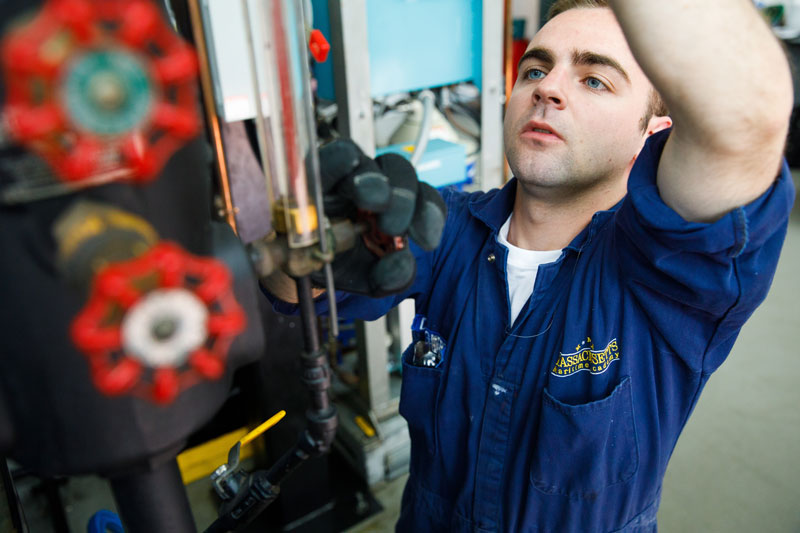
[313,139,446,297]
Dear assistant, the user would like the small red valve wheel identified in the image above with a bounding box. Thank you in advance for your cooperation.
[70,243,246,404]
[1,0,200,184]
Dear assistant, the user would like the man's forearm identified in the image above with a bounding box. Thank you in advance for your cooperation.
[609,0,792,146]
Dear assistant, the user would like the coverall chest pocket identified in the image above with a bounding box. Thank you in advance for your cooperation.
[398,344,442,457]
[530,376,639,499]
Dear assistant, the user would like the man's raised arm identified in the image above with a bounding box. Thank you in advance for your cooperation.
[610,0,793,222]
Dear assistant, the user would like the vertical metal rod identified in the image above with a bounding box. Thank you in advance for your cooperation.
[322,262,339,338]
[187,0,238,234]
[292,0,339,338]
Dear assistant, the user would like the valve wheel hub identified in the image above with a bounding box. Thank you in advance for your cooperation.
[120,288,208,369]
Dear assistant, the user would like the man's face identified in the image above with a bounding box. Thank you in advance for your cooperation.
[503,8,655,198]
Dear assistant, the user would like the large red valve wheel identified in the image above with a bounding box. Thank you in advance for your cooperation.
[1,0,200,183]
[70,243,246,404]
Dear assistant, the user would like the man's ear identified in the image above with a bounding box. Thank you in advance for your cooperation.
[645,115,673,136]
[631,115,674,168]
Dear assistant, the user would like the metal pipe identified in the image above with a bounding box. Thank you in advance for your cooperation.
[186,0,238,234]
[296,275,320,354]
[295,274,336,445]
[109,459,196,533]
[292,0,339,338]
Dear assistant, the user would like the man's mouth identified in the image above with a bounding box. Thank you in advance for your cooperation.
[522,121,562,141]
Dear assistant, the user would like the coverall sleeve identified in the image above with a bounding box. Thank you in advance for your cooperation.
[614,129,795,372]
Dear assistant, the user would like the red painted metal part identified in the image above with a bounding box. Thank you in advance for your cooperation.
[70,243,246,405]
[0,0,200,184]
[308,29,330,63]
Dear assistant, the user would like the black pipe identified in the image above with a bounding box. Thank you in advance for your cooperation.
[295,276,320,353]
[265,430,314,486]
[295,276,337,451]
[301,349,331,413]
[109,459,196,533]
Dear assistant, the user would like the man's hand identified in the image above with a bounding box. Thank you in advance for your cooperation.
[313,139,446,297]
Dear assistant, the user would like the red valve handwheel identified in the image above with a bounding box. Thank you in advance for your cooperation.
[70,243,246,404]
[1,0,200,184]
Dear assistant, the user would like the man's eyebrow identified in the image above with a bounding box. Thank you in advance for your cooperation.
[573,50,630,83]
[517,47,555,72]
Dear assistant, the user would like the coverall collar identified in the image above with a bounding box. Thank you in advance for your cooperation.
[467,177,622,253]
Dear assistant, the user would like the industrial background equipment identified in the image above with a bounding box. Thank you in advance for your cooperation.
[0,0,508,530]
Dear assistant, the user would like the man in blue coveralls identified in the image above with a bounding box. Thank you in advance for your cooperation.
[264,0,795,530]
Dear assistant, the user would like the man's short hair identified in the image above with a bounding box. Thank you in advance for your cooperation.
[547,0,669,132]
[548,0,609,21]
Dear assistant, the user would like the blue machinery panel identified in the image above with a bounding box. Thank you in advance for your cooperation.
[312,0,483,99]
[377,139,468,188]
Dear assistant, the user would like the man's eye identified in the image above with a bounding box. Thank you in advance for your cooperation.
[525,68,546,80]
[585,77,607,90]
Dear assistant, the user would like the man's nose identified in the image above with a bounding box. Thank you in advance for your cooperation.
[532,70,567,110]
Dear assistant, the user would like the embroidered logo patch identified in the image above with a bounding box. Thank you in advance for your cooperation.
[551,337,620,377]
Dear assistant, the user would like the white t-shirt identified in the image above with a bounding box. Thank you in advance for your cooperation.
[497,216,562,325]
